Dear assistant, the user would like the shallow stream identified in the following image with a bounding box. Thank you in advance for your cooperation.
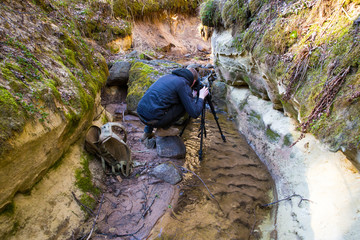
[151,112,274,239]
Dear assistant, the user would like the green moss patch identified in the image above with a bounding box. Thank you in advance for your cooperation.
[126,61,157,111]
[0,87,25,153]
[266,127,281,143]
[75,154,100,214]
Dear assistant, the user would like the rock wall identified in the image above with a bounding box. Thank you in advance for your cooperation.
[0,0,114,238]
[0,93,109,239]
[206,0,360,237]
[206,0,360,167]
[0,0,111,211]
[204,0,360,238]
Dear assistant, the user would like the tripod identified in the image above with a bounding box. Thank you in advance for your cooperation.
[180,92,226,161]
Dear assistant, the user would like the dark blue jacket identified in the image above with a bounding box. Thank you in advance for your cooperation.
[137,69,204,121]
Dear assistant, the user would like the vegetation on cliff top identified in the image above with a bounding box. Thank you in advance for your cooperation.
[113,0,200,19]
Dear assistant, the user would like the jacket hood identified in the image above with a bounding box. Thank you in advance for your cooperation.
[171,68,194,85]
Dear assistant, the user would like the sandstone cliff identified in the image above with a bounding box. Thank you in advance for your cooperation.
[202,0,360,167]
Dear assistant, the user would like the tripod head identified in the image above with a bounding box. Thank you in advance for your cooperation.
[192,69,217,96]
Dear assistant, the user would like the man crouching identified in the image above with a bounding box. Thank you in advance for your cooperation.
[137,67,209,140]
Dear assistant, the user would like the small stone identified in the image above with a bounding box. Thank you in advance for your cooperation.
[114,189,121,197]
[354,16,360,26]
[149,161,182,185]
[109,177,117,184]
[205,63,214,69]
[116,176,123,183]
[156,136,186,158]
[187,63,201,69]
[109,228,117,233]
[126,50,138,58]
[144,138,156,149]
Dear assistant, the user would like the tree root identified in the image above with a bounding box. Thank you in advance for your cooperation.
[282,45,313,101]
[290,66,350,147]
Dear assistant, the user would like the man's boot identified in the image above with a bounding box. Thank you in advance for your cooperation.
[141,132,154,141]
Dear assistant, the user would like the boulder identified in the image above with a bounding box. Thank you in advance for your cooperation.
[126,60,181,112]
[106,61,131,86]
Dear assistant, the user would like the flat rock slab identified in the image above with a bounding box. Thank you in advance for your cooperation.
[156,136,186,158]
[149,161,182,185]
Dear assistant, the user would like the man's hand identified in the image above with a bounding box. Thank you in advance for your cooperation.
[192,90,197,98]
[199,86,209,99]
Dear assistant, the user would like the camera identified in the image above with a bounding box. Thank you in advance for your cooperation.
[193,69,217,99]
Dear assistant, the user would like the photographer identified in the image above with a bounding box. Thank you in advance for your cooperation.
[137,68,209,140]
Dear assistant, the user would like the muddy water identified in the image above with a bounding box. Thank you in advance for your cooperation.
[152,112,274,240]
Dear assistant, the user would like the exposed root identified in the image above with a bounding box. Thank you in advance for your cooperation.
[290,66,350,147]
[282,45,312,101]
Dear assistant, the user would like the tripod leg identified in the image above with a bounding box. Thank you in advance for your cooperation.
[207,97,226,142]
[179,116,191,137]
[199,108,206,161]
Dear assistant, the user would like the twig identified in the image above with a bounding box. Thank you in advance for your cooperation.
[137,194,158,223]
[179,166,215,199]
[96,223,145,239]
[248,206,257,240]
[319,3,343,39]
[341,7,351,21]
[290,66,350,147]
[179,166,225,213]
[72,192,95,217]
[142,194,158,218]
[93,103,107,121]
[262,194,312,208]
[86,193,105,240]
[282,46,312,101]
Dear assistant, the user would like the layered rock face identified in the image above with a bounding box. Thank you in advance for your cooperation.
[0,0,109,211]
[207,0,360,166]
[205,0,360,238]
[0,0,112,238]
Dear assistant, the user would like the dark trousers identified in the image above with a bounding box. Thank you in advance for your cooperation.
[139,104,185,133]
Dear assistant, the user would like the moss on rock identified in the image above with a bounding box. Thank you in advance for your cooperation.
[126,60,181,112]
[0,87,25,153]
[126,61,158,112]
[75,153,100,214]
